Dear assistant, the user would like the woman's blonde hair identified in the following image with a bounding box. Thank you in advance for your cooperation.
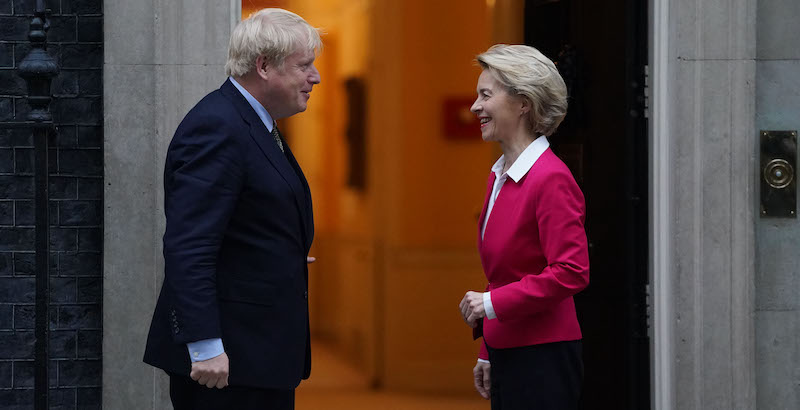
[477,44,567,136]
[225,8,322,77]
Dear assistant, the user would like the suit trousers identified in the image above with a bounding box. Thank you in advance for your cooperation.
[486,340,583,410]
[169,374,295,410]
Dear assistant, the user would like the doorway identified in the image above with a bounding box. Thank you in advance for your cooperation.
[524,0,651,409]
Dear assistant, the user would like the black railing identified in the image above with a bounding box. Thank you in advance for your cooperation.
[2,0,60,408]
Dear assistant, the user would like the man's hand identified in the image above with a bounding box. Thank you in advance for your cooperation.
[190,352,229,389]
[473,360,491,399]
[307,256,316,264]
[459,291,486,328]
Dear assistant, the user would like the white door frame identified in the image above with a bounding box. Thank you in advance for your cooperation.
[649,0,674,409]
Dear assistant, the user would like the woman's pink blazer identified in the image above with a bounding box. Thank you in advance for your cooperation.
[475,148,590,360]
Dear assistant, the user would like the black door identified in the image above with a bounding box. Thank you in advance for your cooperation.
[524,1,650,409]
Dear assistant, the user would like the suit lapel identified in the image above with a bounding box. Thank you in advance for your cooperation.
[220,80,312,247]
[281,141,314,250]
[477,172,496,247]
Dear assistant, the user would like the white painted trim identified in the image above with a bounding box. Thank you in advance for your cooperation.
[649,0,674,409]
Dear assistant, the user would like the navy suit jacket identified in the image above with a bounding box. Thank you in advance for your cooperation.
[143,79,314,389]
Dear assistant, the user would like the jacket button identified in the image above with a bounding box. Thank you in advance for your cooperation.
[303,291,308,300]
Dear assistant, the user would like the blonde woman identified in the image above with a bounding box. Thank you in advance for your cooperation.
[459,44,589,409]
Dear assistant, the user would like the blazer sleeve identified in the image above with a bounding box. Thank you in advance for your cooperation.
[477,339,489,361]
[489,169,590,321]
[162,115,244,344]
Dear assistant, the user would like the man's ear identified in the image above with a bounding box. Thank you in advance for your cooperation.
[255,55,271,80]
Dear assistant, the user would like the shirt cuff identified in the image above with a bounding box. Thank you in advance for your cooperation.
[477,358,491,364]
[483,291,497,320]
[187,338,224,362]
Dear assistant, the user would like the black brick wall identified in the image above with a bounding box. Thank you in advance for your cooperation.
[0,1,103,409]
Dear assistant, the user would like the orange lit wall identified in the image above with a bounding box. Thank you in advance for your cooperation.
[366,0,496,393]
[242,0,288,18]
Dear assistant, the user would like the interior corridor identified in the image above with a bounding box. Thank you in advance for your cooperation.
[241,1,520,407]
[296,341,487,410]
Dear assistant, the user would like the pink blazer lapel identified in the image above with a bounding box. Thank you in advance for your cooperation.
[477,172,496,246]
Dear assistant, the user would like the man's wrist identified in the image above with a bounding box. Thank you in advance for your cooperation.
[187,338,225,362]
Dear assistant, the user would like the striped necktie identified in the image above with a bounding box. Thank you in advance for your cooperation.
[271,123,285,153]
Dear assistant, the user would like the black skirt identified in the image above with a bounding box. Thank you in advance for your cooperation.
[486,340,583,410]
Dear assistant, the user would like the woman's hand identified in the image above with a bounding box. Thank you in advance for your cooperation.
[473,360,491,399]
[459,291,486,328]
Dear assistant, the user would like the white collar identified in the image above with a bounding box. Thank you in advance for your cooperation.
[491,136,550,183]
[229,76,275,132]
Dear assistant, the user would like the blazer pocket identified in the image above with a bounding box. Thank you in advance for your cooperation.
[218,278,277,306]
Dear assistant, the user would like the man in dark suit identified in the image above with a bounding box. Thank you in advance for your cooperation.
[143,9,321,409]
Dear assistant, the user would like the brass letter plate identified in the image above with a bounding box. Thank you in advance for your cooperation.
[760,130,797,218]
